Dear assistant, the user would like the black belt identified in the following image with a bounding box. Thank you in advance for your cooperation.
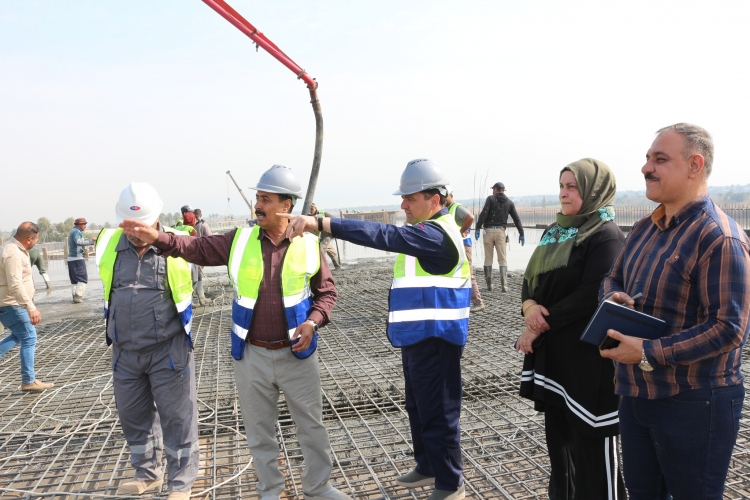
[484,225,507,229]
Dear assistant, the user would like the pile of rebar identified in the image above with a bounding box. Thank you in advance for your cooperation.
[1,263,749,499]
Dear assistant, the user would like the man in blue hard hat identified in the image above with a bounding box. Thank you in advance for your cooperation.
[282,159,471,500]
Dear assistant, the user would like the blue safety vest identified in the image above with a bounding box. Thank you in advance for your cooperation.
[387,214,472,347]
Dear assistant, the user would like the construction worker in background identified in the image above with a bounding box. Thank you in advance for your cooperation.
[0,222,54,391]
[175,205,191,228]
[475,182,525,293]
[120,165,349,500]
[309,203,342,270]
[174,211,197,236]
[28,247,51,289]
[193,209,212,237]
[193,209,211,305]
[281,159,470,500]
[67,218,95,303]
[96,183,198,500]
[445,187,485,313]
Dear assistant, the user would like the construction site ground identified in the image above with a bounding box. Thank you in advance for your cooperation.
[2,261,750,499]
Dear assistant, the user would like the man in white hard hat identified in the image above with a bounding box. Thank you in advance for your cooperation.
[96,183,198,500]
[282,159,471,500]
[120,165,347,500]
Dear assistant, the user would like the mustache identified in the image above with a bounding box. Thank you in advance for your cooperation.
[644,173,660,181]
[255,210,266,217]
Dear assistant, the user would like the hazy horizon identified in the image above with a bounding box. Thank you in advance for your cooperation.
[3,0,750,231]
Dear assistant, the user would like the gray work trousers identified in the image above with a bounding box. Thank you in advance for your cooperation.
[112,335,199,492]
[234,345,333,498]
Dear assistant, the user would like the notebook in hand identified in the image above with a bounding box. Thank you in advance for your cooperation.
[580,300,667,350]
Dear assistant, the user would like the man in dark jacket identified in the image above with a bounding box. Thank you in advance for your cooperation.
[474,182,524,292]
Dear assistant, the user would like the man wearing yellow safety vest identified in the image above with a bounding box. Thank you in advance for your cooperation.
[96,183,198,500]
[119,165,347,500]
[282,159,471,500]
[445,187,485,312]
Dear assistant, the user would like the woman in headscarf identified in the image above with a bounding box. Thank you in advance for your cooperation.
[516,159,626,500]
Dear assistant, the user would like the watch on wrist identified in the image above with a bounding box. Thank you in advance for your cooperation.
[307,319,319,333]
[316,216,324,231]
[639,348,653,372]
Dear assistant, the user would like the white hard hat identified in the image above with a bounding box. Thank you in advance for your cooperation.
[250,165,304,200]
[393,159,450,196]
[116,182,164,225]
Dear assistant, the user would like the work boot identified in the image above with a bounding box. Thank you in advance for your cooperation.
[396,470,436,488]
[166,490,191,500]
[116,477,164,495]
[470,303,485,313]
[196,281,208,306]
[499,266,509,293]
[483,266,493,291]
[21,380,54,391]
[41,273,51,289]
[304,484,352,499]
[427,484,465,500]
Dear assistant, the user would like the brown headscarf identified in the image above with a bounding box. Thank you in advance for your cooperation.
[523,158,617,295]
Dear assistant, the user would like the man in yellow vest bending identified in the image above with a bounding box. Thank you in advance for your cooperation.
[97,183,197,500]
[119,166,348,500]
[282,159,471,500]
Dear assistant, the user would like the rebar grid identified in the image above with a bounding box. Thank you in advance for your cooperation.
[1,263,750,499]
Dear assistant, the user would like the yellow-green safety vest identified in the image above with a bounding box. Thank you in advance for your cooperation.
[448,202,473,246]
[95,227,194,346]
[388,213,472,347]
[227,226,321,360]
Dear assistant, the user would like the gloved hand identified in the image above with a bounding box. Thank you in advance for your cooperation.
[475,230,480,241]
[519,235,525,246]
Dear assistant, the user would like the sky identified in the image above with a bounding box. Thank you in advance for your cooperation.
[2,0,750,230]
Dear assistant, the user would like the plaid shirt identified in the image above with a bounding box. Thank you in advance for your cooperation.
[601,197,750,399]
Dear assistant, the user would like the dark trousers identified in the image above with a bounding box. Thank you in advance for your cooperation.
[619,385,744,500]
[402,338,463,491]
[544,405,626,500]
[67,259,88,284]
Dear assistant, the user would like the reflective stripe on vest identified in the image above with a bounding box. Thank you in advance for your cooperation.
[388,214,471,347]
[96,227,194,345]
[448,202,472,247]
[227,227,321,360]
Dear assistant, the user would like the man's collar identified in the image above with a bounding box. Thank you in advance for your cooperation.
[651,196,709,230]
[257,227,290,246]
[429,208,449,220]
[11,238,28,254]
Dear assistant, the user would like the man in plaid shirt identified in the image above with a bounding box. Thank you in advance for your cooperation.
[600,123,750,499]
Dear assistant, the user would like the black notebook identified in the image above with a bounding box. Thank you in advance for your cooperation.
[580,300,668,350]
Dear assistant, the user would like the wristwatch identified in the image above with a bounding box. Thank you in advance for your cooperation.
[306,319,319,333]
[639,348,653,372]
[316,215,324,231]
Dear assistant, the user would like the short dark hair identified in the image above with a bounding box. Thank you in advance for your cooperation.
[15,222,40,240]
[277,193,296,212]
[421,188,446,206]
[657,123,714,178]
[194,209,202,217]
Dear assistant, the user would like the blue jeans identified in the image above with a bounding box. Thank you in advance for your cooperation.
[619,385,744,500]
[0,305,37,384]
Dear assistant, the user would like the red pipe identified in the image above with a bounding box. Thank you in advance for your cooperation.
[201,0,318,89]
